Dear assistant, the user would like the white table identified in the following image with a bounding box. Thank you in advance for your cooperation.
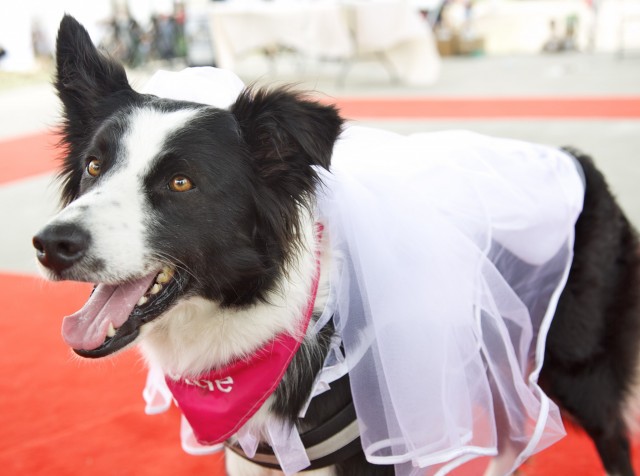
[206,0,441,86]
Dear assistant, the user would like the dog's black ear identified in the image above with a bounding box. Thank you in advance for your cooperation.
[55,15,136,205]
[230,88,343,198]
[55,15,133,131]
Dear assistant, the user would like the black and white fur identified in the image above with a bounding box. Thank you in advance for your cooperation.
[34,16,640,476]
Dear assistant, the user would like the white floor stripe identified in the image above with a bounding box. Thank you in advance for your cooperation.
[0,173,59,275]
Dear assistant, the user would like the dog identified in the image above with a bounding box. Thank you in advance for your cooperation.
[33,15,640,476]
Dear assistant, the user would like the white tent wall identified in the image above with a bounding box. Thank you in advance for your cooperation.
[0,3,36,71]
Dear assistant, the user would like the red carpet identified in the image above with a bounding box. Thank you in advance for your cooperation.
[2,273,639,475]
[331,97,640,120]
[0,132,62,185]
[0,273,225,476]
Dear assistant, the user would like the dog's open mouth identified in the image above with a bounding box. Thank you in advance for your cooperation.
[62,267,184,358]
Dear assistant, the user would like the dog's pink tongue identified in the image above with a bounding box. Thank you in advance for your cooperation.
[62,274,157,350]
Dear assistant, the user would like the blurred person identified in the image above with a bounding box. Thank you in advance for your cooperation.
[543,19,563,52]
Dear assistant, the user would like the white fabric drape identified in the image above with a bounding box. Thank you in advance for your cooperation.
[315,126,583,474]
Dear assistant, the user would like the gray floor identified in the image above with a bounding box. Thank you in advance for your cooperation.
[1,52,639,276]
[266,52,640,97]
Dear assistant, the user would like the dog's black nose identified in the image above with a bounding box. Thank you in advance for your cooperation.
[33,224,90,273]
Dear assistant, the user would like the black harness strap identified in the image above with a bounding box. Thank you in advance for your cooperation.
[225,374,362,471]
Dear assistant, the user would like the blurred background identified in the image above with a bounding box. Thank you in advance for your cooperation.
[2,0,640,81]
[1,1,640,475]
[2,0,640,73]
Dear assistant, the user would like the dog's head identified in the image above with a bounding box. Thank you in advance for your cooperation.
[33,15,342,359]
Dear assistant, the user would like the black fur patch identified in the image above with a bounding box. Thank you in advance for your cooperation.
[541,149,640,476]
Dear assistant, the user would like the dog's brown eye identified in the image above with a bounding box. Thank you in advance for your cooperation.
[86,157,101,177]
[169,175,194,192]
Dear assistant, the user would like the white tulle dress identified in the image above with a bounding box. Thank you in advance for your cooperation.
[141,68,585,475]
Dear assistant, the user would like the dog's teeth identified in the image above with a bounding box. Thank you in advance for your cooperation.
[107,322,116,338]
[137,296,148,306]
[150,283,162,295]
[156,270,171,284]
[158,267,174,283]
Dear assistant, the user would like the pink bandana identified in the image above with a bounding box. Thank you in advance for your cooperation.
[165,227,323,446]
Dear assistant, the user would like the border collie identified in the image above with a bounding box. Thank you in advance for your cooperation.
[33,15,640,476]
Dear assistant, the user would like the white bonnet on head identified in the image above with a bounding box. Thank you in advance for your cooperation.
[141,67,245,109]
